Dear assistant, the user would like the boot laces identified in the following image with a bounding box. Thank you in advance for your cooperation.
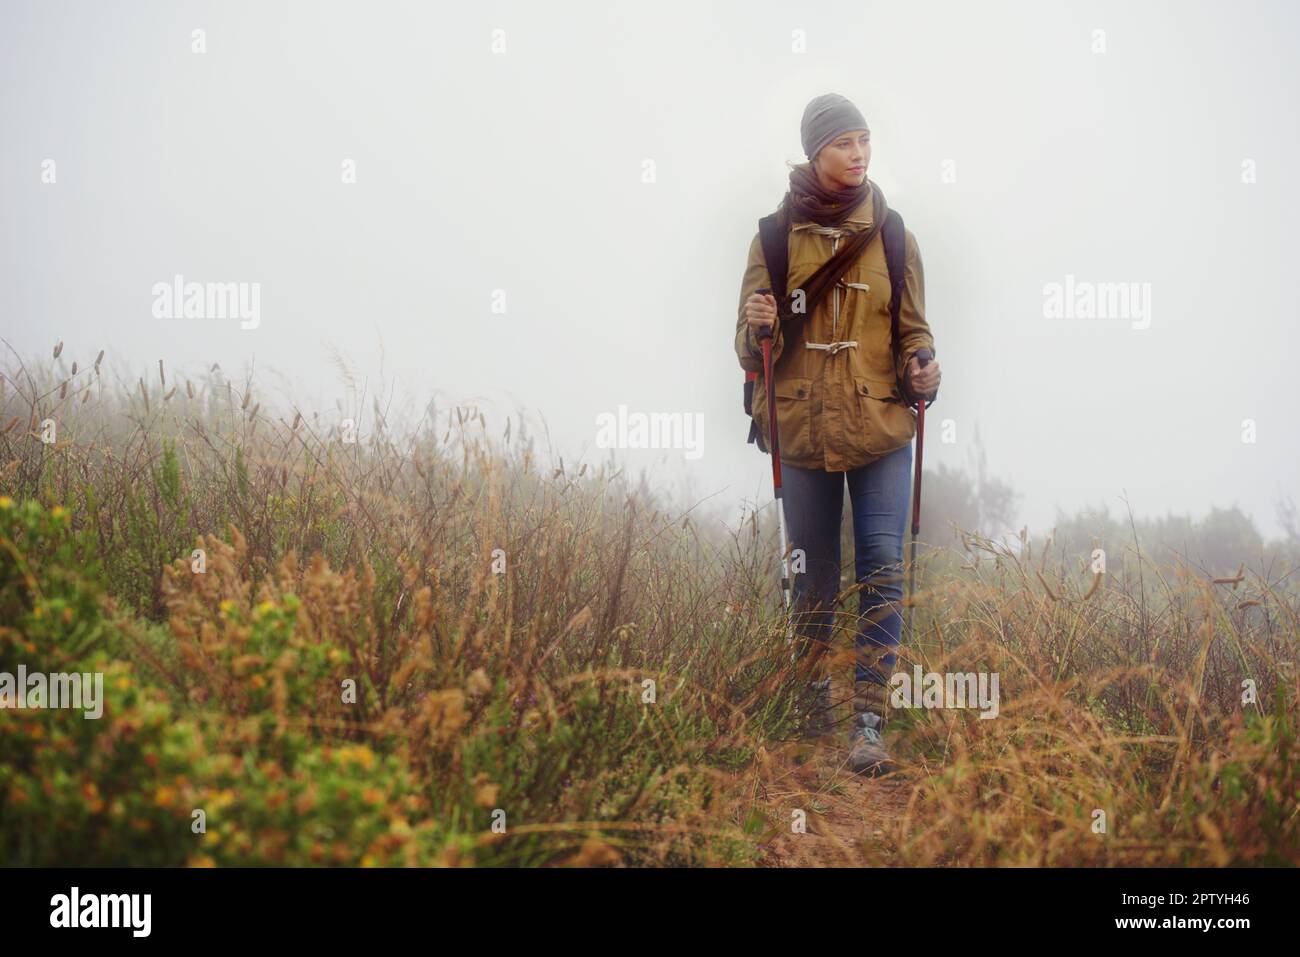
[855,711,885,743]
[857,725,884,745]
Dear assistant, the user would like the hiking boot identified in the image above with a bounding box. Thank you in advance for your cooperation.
[848,679,895,775]
[799,676,835,739]
[847,710,895,775]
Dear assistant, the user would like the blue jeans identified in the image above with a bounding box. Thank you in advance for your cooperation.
[781,443,912,687]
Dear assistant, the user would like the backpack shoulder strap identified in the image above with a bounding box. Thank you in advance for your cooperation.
[881,208,906,368]
[746,211,787,452]
[757,211,789,304]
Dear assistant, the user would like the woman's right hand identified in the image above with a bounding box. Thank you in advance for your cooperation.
[745,292,778,337]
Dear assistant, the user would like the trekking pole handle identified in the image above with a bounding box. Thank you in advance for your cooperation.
[909,347,934,409]
[754,287,776,341]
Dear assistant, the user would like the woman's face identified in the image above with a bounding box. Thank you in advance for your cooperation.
[814,130,871,191]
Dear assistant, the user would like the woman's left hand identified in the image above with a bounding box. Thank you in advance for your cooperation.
[905,355,941,401]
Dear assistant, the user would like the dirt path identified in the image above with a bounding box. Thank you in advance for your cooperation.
[755,679,915,867]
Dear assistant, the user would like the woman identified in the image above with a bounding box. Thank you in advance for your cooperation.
[734,93,941,775]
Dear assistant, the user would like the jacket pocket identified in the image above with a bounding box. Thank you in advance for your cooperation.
[855,375,914,455]
[756,375,812,461]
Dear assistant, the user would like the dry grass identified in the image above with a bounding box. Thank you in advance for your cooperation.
[751,530,1300,866]
[2,342,1296,866]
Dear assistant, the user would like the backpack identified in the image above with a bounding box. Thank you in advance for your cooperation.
[744,207,909,452]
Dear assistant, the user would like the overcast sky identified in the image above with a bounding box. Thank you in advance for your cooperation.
[3,0,1296,540]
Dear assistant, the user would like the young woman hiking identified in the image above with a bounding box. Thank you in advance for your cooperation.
[734,93,941,775]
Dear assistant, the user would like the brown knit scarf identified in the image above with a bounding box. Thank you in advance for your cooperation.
[774,165,890,325]
[780,161,872,227]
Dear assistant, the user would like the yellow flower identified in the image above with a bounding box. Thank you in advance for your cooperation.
[50,505,67,521]
[466,668,491,696]
[254,600,276,619]
[472,773,500,809]
[0,496,12,509]
[154,785,177,808]
[334,745,376,770]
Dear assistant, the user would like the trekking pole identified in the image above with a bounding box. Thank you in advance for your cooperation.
[905,351,933,644]
[755,288,794,644]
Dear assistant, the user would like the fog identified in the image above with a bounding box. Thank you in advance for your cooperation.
[3,0,1296,540]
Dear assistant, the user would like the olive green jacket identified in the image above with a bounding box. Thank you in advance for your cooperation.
[734,189,936,471]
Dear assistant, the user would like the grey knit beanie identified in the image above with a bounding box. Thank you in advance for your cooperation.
[801,93,870,162]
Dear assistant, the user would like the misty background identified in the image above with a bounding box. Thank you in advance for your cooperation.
[2,0,1297,556]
